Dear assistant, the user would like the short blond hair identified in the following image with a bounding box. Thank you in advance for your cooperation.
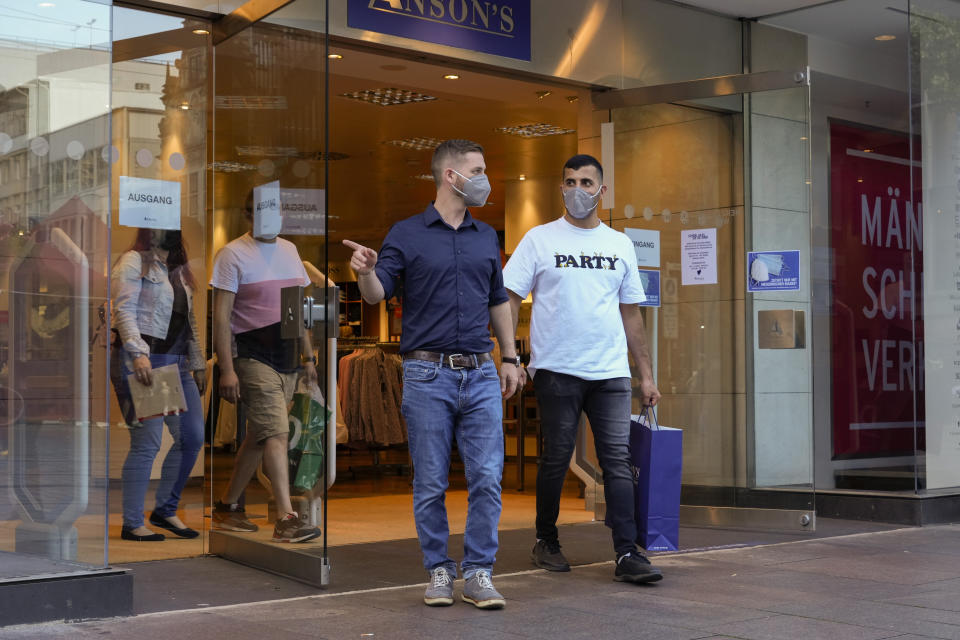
[431,139,484,184]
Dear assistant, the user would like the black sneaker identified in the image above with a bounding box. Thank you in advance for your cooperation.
[614,551,663,584]
[531,539,571,572]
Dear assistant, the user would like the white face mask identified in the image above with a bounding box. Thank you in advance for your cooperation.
[563,186,602,219]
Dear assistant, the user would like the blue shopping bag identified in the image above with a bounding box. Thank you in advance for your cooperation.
[630,408,683,552]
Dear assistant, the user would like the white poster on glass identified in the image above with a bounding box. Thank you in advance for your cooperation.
[253,180,282,239]
[118,176,181,230]
[624,228,660,268]
[680,228,717,285]
[280,188,326,235]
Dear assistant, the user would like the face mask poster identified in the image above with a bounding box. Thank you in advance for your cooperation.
[829,122,923,460]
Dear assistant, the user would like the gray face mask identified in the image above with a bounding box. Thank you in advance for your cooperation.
[452,170,491,207]
[563,186,602,219]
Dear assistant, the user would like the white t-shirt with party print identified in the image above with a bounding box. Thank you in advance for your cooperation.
[503,217,645,380]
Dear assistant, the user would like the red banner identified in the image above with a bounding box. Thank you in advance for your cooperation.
[829,122,924,458]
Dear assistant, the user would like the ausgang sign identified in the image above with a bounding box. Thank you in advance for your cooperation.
[348,0,531,62]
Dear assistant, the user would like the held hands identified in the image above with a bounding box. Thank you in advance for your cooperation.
[342,239,378,275]
[641,379,662,408]
[132,354,153,386]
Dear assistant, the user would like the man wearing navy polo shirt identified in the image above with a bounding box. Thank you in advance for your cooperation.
[343,139,521,610]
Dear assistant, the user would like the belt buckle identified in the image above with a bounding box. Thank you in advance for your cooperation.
[447,353,464,370]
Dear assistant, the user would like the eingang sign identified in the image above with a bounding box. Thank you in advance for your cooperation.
[348,0,531,62]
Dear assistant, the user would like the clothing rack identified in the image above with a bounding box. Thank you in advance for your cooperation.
[336,342,410,478]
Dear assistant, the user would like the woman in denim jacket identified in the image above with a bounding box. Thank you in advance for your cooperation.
[111,228,206,541]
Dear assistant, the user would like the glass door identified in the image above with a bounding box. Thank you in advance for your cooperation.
[208,0,333,586]
[588,77,815,536]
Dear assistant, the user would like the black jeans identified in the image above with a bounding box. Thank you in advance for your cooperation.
[533,370,637,556]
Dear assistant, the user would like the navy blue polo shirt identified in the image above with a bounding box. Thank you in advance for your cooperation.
[375,203,508,355]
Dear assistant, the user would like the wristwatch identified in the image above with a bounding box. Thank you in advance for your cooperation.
[301,354,317,366]
[502,355,521,367]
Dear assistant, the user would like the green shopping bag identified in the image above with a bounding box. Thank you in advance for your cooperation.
[288,377,331,493]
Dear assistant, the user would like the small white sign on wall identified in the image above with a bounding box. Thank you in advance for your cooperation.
[624,227,660,268]
[681,228,717,285]
[118,176,181,230]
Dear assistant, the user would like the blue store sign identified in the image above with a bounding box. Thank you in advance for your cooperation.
[348,0,531,61]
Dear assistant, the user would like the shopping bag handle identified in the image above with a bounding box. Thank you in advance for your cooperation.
[644,405,660,431]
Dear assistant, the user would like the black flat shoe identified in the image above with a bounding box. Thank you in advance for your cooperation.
[121,528,165,542]
[149,512,199,539]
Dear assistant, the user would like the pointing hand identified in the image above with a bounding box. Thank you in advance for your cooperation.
[342,239,378,275]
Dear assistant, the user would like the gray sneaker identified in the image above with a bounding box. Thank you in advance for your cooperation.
[462,570,505,609]
[424,566,454,606]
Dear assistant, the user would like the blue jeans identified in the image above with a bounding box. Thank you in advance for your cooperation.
[533,370,637,556]
[111,350,204,529]
[401,357,504,578]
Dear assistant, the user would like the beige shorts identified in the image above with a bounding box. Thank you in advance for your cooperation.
[235,357,298,443]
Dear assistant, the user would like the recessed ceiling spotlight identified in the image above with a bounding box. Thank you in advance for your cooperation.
[874,34,896,41]
[328,53,343,59]
[192,28,210,35]
[443,74,460,80]
[179,102,190,110]
[215,95,288,110]
[863,148,873,153]
[518,174,526,181]
[340,88,437,107]
[535,90,552,100]
[566,95,579,103]
[37,2,55,6]
[495,123,576,138]
[385,137,443,151]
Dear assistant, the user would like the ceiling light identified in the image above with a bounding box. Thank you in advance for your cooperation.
[179,102,190,110]
[414,173,435,181]
[863,148,873,153]
[857,178,864,183]
[208,161,256,173]
[518,174,526,181]
[495,123,576,138]
[800,136,808,141]
[874,34,896,41]
[37,2,54,6]
[566,95,579,103]
[340,88,437,107]
[215,95,288,110]
[535,90,552,99]
[443,74,460,80]
[328,53,343,59]
[192,28,210,35]
[385,137,442,151]
[236,145,299,157]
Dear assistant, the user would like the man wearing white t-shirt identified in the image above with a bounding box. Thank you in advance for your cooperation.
[209,192,321,543]
[503,154,663,584]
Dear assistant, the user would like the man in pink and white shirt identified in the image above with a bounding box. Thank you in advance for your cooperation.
[210,193,320,543]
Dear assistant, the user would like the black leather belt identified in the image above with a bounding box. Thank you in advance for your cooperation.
[403,350,492,369]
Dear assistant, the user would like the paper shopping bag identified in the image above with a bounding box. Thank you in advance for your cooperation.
[631,409,683,552]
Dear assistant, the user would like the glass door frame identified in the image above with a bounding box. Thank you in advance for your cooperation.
[590,68,816,534]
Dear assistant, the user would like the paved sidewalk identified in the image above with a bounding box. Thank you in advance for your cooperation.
[7,524,960,639]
